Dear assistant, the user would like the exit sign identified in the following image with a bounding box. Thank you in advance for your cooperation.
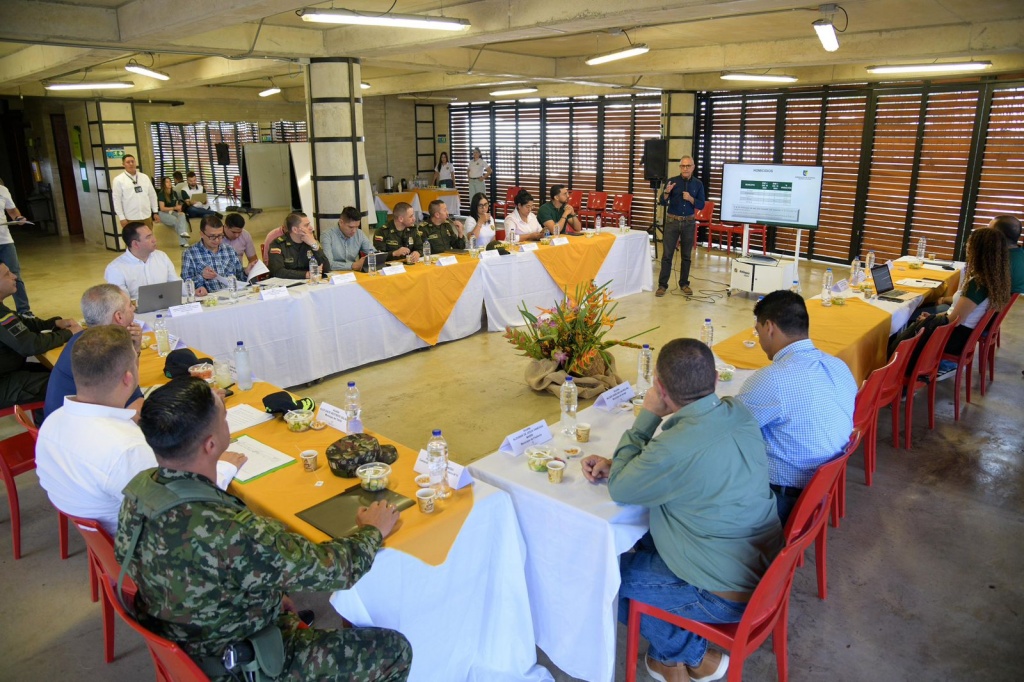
[437,134,446,144]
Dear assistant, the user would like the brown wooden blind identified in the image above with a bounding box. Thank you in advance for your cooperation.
[973,87,1024,231]
[816,95,867,261]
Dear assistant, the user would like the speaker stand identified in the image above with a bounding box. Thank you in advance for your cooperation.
[648,180,664,258]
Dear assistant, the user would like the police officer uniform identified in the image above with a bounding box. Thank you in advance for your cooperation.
[372,221,423,258]
[267,233,331,279]
[416,219,466,254]
[0,304,72,408]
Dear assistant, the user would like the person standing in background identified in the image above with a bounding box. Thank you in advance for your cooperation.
[657,156,705,298]
[467,147,491,199]
[433,152,455,189]
[0,178,34,317]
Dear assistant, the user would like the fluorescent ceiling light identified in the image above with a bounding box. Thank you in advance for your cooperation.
[45,82,134,91]
[259,86,281,97]
[720,73,798,83]
[490,87,538,96]
[298,8,469,30]
[813,19,839,52]
[585,44,650,66]
[360,82,371,89]
[866,61,992,74]
[125,61,169,81]
[398,95,457,101]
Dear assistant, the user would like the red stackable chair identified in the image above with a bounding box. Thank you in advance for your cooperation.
[577,191,608,229]
[261,226,285,262]
[566,189,583,214]
[601,194,633,227]
[804,430,860,597]
[693,201,714,251]
[709,220,767,255]
[940,309,997,422]
[901,319,959,447]
[874,331,923,451]
[624,470,833,682]
[847,357,894,499]
[977,293,1019,394]
[496,186,520,219]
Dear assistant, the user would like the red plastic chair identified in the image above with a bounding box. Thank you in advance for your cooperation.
[977,293,1019,394]
[566,189,583,214]
[899,319,959,448]
[0,401,60,559]
[231,175,241,201]
[625,478,831,682]
[101,576,209,681]
[261,226,285,263]
[12,404,71,559]
[577,191,608,229]
[66,515,138,664]
[601,193,633,227]
[709,221,768,255]
[874,331,923,451]
[940,308,997,422]
[496,186,520,219]
[692,201,714,251]
[848,357,894,498]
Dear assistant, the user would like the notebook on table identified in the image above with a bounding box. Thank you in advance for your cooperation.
[870,264,918,303]
[136,281,183,313]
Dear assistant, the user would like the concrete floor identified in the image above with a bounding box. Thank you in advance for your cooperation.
[1,212,1022,681]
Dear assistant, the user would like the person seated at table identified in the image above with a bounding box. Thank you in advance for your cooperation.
[989,215,1023,294]
[465,192,495,247]
[373,202,423,262]
[43,284,144,419]
[505,189,544,242]
[105,222,182,302]
[537,184,581,236]
[735,290,856,523]
[432,151,455,189]
[37,327,243,535]
[581,339,781,682]
[182,215,246,294]
[180,171,219,221]
[417,199,465,254]
[116,377,411,682]
[223,213,261,275]
[268,212,331,279]
[156,176,191,249]
[323,206,376,271]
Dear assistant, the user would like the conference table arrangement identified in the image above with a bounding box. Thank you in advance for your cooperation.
[373,188,462,222]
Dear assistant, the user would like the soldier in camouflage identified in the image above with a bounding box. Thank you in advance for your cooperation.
[116,377,411,681]
[372,202,422,262]
[417,199,465,254]
[267,212,331,279]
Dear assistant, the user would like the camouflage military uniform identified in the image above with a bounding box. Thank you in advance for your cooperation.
[267,234,331,279]
[372,220,422,258]
[115,468,412,681]
[416,219,465,254]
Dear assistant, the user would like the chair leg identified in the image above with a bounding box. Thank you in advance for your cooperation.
[625,600,640,682]
[865,420,877,486]
[890,396,900,448]
[927,379,938,430]
[101,588,116,663]
[59,511,69,560]
[953,367,963,421]
[965,361,974,404]
[904,387,917,451]
[772,614,789,682]
[4,476,22,560]
[88,552,99,603]
[978,343,989,396]
[816,524,828,600]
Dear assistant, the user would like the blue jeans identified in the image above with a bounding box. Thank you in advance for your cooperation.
[618,534,747,667]
[185,204,218,219]
[0,243,31,314]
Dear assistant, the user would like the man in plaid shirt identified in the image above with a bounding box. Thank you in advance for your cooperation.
[181,215,245,295]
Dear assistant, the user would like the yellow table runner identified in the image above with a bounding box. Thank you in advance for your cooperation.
[414,188,459,208]
[889,262,961,305]
[357,255,479,345]
[714,297,892,384]
[376,191,418,213]
[533,233,616,292]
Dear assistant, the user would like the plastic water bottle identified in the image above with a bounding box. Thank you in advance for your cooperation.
[367,252,377,276]
[619,215,627,233]
[560,377,578,436]
[234,341,253,390]
[422,238,431,263]
[468,234,476,250]
[849,257,861,282]
[916,237,927,260]
[184,279,195,304]
[595,214,602,231]
[790,279,802,295]
[821,268,833,307]
[865,251,876,272]
[636,344,653,397]
[700,318,714,347]
[509,224,518,245]
[344,381,362,433]
[154,315,170,357]
[226,274,236,299]
[426,429,451,499]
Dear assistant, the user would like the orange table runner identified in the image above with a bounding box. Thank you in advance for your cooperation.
[376,191,418,213]
[889,261,961,305]
[715,297,892,384]
[357,255,479,345]
[414,188,459,209]
[533,233,616,292]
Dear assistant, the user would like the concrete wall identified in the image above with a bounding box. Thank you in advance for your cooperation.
[362,95,419,191]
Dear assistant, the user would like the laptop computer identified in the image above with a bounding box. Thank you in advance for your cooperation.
[136,280,182,313]
[187,192,207,205]
[360,251,389,272]
[870,264,918,303]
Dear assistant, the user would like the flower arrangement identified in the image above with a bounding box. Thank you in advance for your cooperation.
[504,280,656,377]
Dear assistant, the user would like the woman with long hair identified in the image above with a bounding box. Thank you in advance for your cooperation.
[432,152,454,189]
[504,189,543,242]
[465,192,495,247]
[467,147,491,199]
[156,176,190,248]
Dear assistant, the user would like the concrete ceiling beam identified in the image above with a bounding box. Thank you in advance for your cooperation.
[0,1,119,44]
[0,45,129,87]
[116,0,309,43]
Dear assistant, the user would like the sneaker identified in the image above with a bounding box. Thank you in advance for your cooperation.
[19,311,35,319]
[682,285,693,296]
[644,655,688,682]
[655,287,667,297]
[935,360,957,380]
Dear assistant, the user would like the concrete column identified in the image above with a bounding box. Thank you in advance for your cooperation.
[306,57,375,234]
[87,100,140,250]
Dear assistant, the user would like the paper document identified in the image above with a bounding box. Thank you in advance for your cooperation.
[247,260,270,281]
[2,220,34,226]
[259,276,305,288]
[226,404,274,434]
[229,435,295,483]
[896,278,942,289]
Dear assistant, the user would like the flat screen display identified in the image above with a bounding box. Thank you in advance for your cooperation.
[720,163,824,229]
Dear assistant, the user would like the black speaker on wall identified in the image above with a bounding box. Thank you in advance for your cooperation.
[643,139,668,181]
[215,142,230,166]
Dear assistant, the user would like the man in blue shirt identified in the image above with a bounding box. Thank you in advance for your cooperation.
[736,290,857,522]
[322,206,376,271]
[658,156,706,297]
[181,215,245,294]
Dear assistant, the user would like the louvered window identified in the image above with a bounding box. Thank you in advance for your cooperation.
[972,87,1024,233]
[149,121,259,194]
[271,121,308,142]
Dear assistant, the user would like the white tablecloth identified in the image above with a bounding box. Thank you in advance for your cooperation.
[468,406,648,682]
[374,193,425,221]
[329,481,553,682]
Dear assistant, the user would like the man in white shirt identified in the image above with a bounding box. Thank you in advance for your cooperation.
[112,154,159,234]
[104,222,180,301]
[36,325,244,535]
[0,179,34,316]
[181,171,218,220]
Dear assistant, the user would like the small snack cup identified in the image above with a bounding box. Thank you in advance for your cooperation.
[576,423,591,443]
[631,396,645,416]
[300,450,318,472]
[716,364,735,382]
[416,488,437,514]
[547,460,566,484]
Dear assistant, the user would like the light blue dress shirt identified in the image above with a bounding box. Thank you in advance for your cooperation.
[321,226,375,271]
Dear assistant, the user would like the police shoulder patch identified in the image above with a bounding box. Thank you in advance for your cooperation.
[269,248,282,255]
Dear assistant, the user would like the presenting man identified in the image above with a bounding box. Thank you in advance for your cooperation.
[182,215,245,294]
[990,215,1023,294]
[373,202,422,262]
[43,284,144,419]
[537,185,581,236]
[0,178,35,317]
[582,339,781,682]
[323,206,375,271]
[37,327,241,535]
[417,199,465,254]
[736,290,856,522]
[111,155,160,231]
[657,156,705,298]
[104,222,181,301]
[180,171,218,220]
[117,377,412,681]
[223,213,260,274]
[268,212,331,280]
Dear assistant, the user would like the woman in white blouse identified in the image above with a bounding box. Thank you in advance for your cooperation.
[464,192,496,247]
[504,189,543,241]
[467,147,491,199]
[432,152,455,189]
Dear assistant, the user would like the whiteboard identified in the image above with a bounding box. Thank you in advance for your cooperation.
[289,142,314,216]
[242,143,292,208]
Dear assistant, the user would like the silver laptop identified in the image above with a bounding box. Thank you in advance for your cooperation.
[870,264,917,302]
[136,280,182,313]
[188,192,208,204]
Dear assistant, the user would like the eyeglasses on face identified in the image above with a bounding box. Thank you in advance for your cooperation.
[202,232,225,240]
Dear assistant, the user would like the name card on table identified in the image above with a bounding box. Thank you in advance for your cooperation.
[168,302,203,317]
[436,255,459,267]
[498,419,554,457]
[519,242,539,252]
[382,264,407,276]
[594,381,636,412]
[260,286,290,301]
[479,249,500,261]
[329,272,357,285]
[830,279,851,294]
[550,236,569,246]
[850,270,867,286]
[413,450,474,490]
[316,402,349,433]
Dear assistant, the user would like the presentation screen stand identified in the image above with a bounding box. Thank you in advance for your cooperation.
[728,225,804,297]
